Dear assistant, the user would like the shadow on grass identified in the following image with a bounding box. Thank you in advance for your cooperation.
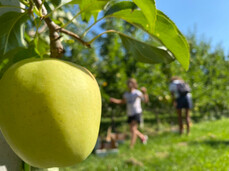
[100,115,202,132]
[189,140,229,148]
[99,116,176,134]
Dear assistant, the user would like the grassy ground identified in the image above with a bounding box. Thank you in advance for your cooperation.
[54,118,229,171]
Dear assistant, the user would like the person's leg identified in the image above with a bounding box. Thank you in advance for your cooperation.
[185,108,190,134]
[135,125,148,144]
[177,109,183,134]
[134,115,145,140]
[134,124,145,140]
[129,120,146,148]
[129,121,138,148]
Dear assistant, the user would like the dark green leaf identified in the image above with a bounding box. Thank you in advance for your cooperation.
[118,33,174,64]
[155,10,190,70]
[0,48,21,73]
[0,0,22,15]
[104,1,137,16]
[50,0,62,7]
[0,12,28,56]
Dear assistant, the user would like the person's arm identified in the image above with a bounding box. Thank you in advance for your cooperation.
[110,97,126,104]
[140,87,149,103]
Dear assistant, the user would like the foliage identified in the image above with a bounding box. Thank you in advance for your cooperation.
[0,0,190,78]
[181,34,229,118]
[159,34,229,118]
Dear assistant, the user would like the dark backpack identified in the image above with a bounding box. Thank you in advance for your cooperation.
[177,82,191,96]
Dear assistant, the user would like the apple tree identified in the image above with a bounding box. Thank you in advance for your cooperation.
[0,0,190,75]
[0,0,190,169]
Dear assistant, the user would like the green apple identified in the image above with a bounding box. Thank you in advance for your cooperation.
[0,58,101,168]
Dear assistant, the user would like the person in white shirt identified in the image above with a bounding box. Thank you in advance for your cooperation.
[169,76,192,135]
[110,78,149,148]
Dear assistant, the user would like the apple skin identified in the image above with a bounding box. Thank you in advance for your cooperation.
[0,58,101,168]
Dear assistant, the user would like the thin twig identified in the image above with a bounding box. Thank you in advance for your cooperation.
[57,28,91,48]
[88,30,117,44]
[81,17,105,38]
[28,24,47,37]
[62,2,98,29]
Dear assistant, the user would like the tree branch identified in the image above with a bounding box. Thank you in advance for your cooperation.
[32,0,91,58]
[33,0,64,58]
[57,28,91,48]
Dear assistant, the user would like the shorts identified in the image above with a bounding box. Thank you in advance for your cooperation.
[176,95,192,109]
[127,113,141,124]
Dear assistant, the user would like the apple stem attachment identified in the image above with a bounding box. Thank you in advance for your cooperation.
[32,0,91,58]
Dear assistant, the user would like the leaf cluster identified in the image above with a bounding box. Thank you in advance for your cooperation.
[0,0,190,78]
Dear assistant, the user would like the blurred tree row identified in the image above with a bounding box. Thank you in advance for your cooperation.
[84,18,229,120]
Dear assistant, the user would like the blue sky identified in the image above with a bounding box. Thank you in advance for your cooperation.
[156,0,229,55]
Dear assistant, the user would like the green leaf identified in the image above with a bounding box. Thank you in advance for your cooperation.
[23,163,31,171]
[104,1,137,16]
[118,33,174,64]
[109,9,149,32]
[106,8,190,70]
[133,0,156,32]
[67,0,82,4]
[105,0,156,35]
[155,10,190,70]
[0,48,20,73]
[79,0,109,22]
[54,0,108,25]
[34,37,50,58]
[0,12,28,56]
[50,0,62,7]
[45,0,81,18]
[107,9,162,46]
[0,0,22,15]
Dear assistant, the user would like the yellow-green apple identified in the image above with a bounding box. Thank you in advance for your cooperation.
[0,58,101,168]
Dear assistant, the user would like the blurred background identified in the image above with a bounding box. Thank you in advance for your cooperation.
[1,0,229,170]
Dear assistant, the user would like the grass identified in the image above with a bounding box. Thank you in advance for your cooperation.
[31,117,229,171]
[56,118,229,171]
